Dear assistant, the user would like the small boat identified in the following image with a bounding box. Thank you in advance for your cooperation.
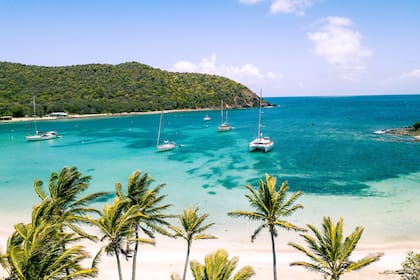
[217,100,232,132]
[25,96,59,142]
[249,90,274,153]
[203,114,211,121]
[156,112,176,152]
[26,131,60,141]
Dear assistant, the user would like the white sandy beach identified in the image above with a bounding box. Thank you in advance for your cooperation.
[0,108,215,124]
[0,226,417,280]
[85,237,414,280]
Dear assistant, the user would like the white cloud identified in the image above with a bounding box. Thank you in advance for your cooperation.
[270,0,314,15]
[239,0,264,4]
[400,69,420,80]
[172,54,281,87]
[238,0,314,16]
[307,16,372,80]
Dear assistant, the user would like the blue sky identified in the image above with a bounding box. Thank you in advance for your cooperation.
[1,0,419,96]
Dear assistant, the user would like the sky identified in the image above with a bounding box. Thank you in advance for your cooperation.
[1,0,419,97]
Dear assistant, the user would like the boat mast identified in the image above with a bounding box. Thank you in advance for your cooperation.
[32,96,38,134]
[220,100,224,124]
[226,106,229,124]
[157,112,163,145]
[257,89,262,138]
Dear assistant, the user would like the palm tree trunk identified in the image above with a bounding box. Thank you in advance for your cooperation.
[60,227,71,277]
[270,226,278,280]
[115,247,124,280]
[182,242,191,280]
[131,229,139,280]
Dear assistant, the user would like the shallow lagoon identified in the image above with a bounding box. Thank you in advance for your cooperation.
[0,95,419,244]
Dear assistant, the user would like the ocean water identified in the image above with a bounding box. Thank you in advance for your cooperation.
[0,95,419,245]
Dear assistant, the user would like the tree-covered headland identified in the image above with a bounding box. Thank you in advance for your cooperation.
[0,61,268,117]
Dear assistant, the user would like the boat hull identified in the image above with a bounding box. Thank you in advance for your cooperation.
[217,124,232,132]
[25,131,59,141]
[249,137,274,153]
[157,142,176,152]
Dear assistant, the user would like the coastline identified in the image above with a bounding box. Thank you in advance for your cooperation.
[1,96,419,279]
[0,108,214,124]
[0,228,415,280]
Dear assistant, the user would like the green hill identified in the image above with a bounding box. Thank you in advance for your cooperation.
[0,61,267,117]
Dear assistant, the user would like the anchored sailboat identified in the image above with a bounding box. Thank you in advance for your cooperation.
[249,90,273,152]
[25,96,59,141]
[156,112,176,152]
[217,100,232,132]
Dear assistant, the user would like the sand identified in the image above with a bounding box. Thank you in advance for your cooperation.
[1,228,416,280]
[0,109,213,123]
[91,237,411,280]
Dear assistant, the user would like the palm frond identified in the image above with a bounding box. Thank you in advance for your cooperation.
[227,211,266,222]
[345,253,384,272]
[251,224,266,242]
[290,216,383,279]
[192,233,217,241]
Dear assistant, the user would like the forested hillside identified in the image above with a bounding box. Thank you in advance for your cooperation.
[0,61,266,117]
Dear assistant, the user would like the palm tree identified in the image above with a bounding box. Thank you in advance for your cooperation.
[33,166,108,240]
[288,216,383,280]
[90,197,153,280]
[189,249,255,280]
[228,173,305,280]
[169,206,217,280]
[3,199,96,279]
[115,170,172,280]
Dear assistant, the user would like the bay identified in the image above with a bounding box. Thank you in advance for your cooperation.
[1,94,419,244]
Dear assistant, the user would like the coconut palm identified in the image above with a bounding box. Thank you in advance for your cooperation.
[3,199,96,279]
[228,173,304,280]
[289,216,383,280]
[115,170,172,280]
[90,197,153,280]
[189,249,255,280]
[169,206,217,280]
[33,166,108,240]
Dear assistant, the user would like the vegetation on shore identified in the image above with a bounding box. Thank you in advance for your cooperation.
[228,175,305,280]
[3,167,414,280]
[400,251,420,280]
[385,121,420,137]
[289,217,383,280]
[0,61,268,117]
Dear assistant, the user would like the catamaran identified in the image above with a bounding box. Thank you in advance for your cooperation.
[25,96,60,141]
[217,100,232,132]
[249,90,274,152]
[156,112,176,152]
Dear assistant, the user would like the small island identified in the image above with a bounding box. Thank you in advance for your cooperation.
[382,121,420,140]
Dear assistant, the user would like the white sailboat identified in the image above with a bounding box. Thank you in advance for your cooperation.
[217,100,232,132]
[249,90,274,152]
[156,112,176,152]
[25,96,59,141]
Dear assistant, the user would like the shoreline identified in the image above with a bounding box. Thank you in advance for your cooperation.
[0,108,215,124]
[374,127,420,140]
[0,228,417,280]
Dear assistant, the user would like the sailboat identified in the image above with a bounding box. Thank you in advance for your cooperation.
[25,96,59,141]
[217,100,232,132]
[156,112,176,152]
[249,90,274,152]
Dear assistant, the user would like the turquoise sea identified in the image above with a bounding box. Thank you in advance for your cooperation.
[1,95,419,245]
